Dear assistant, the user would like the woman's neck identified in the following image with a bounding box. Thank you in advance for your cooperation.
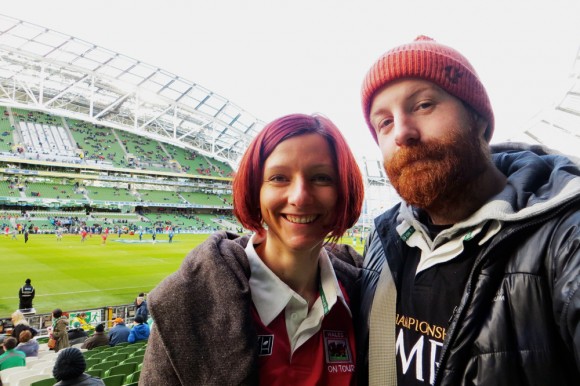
[255,241,321,306]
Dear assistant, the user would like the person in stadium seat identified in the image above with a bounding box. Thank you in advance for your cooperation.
[81,323,108,350]
[18,278,35,310]
[127,315,150,343]
[50,308,70,352]
[10,310,37,343]
[15,330,38,357]
[357,36,580,385]
[134,293,149,321]
[141,113,364,385]
[0,337,25,371]
[108,318,130,346]
[52,347,105,386]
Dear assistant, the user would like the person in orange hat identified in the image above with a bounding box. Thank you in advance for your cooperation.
[357,36,580,385]
[108,318,130,347]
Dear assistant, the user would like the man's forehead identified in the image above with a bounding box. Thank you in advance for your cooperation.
[370,79,449,112]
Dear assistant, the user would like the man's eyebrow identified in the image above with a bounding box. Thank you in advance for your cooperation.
[370,86,434,118]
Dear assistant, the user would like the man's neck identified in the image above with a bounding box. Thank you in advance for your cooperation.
[425,164,507,225]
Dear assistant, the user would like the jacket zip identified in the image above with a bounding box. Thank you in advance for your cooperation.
[432,197,579,385]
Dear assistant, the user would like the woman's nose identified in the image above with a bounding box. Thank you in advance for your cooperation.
[287,179,313,206]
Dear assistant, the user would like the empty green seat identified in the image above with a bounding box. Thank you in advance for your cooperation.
[106,353,128,362]
[84,357,101,368]
[101,374,126,386]
[120,357,143,365]
[88,360,118,372]
[104,362,137,378]
[125,369,141,383]
[85,368,103,378]
[30,379,57,386]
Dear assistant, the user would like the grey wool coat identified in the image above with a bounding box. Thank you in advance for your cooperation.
[140,231,362,386]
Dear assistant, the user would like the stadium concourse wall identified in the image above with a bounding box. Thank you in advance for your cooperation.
[0,303,140,338]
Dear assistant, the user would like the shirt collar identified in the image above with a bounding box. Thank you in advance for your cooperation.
[245,233,348,326]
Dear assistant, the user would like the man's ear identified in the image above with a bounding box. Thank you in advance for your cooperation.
[473,113,489,142]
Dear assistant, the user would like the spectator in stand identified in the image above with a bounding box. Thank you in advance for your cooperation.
[81,324,108,350]
[71,312,93,331]
[52,347,105,386]
[128,315,150,343]
[108,318,130,346]
[67,326,88,346]
[16,330,39,357]
[18,279,35,310]
[0,337,25,370]
[10,310,37,343]
[135,294,149,321]
[51,308,69,352]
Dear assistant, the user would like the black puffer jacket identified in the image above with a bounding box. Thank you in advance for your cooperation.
[357,146,580,385]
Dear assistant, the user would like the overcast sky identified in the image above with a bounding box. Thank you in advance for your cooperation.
[3,1,580,158]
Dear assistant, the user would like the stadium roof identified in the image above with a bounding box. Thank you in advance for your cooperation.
[510,45,580,163]
[0,14,265,167]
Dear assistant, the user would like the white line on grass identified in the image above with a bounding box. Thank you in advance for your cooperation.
[0,285,156,300]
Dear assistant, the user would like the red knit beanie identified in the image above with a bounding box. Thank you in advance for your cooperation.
[361,36,494,143]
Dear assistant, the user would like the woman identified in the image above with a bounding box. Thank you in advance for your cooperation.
[11,310,36,343]
[16,330,39,357]
[50,308,69,352]
[141,114,364,385]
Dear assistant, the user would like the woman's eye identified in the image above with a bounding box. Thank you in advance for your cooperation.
[312,175,334,185]
[266,175,287,183]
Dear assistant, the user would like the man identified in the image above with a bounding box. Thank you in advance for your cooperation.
[128,315,150,343]
[135,294,149,321]
[108,317,130,346]
[358,36,580,386]
[0,337,26,370]
[81,323,108,350]
[18,278,35,310]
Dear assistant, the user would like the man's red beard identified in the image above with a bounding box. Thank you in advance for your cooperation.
[385,126,489,210]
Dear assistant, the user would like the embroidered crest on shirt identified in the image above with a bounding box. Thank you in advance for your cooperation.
[323,330,352,364]
[257,335,274,356]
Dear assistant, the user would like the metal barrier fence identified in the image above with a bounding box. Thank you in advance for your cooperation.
[0,304,140,336]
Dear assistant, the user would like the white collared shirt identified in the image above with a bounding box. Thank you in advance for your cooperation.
[245,233,350,355]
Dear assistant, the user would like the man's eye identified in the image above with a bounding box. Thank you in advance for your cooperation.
[376,118,393,134]
[416,101,433,110]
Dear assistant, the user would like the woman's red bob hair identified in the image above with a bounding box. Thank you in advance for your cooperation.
[233,113,364,242]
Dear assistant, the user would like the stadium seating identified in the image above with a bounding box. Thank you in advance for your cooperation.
[12,373,53,386]
[119,356,142,366]
[125,370,140,383]
[28,378,56,386]
[106,353,129,363]
[104,362,137,378]
[1,367,31,384]
[84,357,101,368]
[88,360,119,372]
[85,368,103,378]
[67,118,126,167]
[100,374,126,386]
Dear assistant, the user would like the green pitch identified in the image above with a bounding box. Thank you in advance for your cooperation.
[0,232,208,318]
[0,232,364,318]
